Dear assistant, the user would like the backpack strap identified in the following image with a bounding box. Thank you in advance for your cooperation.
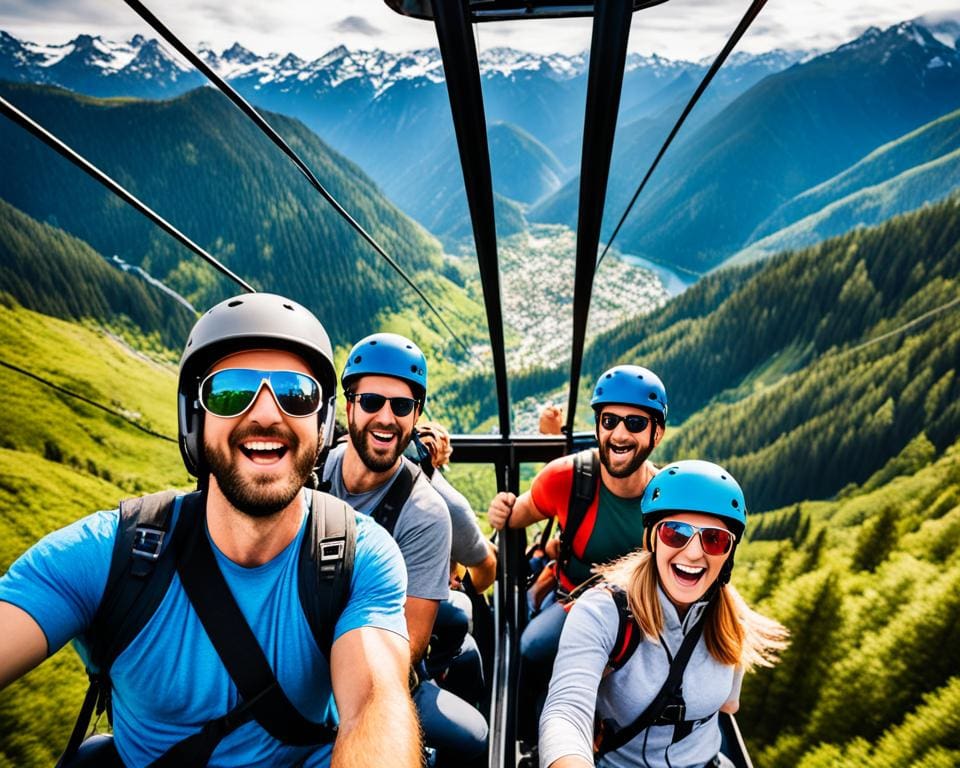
[557,449,599,579]
[370,463,418,537]
[298,490,356,659]
[59,491,194,768]
[595,607,708,758]
[607,586,642,671]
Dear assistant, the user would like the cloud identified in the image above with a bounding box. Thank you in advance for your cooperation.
[333,15,382,37]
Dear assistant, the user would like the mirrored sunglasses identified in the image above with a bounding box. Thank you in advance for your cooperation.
[199,368,322,419]
[657,520,735,556]
[346,391,420,418]
[599,412,650,433]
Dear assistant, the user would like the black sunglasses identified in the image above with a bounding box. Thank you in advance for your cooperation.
[346,391,421,418]
[599,412,650,433]
[199,369,322,419]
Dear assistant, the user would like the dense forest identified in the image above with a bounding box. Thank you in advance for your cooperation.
[0,199,195,353]
[0,81,483,351]
[735,438,960,767]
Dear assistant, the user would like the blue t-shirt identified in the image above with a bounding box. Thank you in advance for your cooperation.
[0,491,408,768]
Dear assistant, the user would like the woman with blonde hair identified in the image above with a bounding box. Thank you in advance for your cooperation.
[539,460,788,768]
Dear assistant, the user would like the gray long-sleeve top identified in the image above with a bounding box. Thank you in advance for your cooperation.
[539,586,743,768]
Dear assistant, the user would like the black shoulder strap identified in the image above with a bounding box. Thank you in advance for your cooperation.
[607,587,643,672]
[173,503,339,753]
[596,609,708,757]
[88,489,190,669]
[370,463,418,537]
[60,490,195,768]
[557,449,600,574]
[298,490,357,659]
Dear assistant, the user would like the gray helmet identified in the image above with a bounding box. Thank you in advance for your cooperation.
[177,293,337,476]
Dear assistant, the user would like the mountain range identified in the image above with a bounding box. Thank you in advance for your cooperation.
[531,20,960,273]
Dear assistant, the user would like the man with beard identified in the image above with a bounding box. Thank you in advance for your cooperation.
[323,333,487,768]
[487,365,667,675]
[0,293,419,768]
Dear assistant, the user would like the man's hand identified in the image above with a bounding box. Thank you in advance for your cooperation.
[487,492,516,531]
[330,627,421,768]
[539,404,564,435]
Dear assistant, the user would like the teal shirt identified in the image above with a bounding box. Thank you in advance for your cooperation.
[565,483,646,586]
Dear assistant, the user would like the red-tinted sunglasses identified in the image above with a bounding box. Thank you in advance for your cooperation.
[657,520,736,556]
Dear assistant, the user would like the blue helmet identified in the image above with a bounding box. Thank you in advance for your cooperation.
[642,460,747,537]
[590,365,667,424]
[341,333,428,401]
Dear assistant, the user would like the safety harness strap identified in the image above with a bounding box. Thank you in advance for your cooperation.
[607,587,642,671]
[595,607,707,757]
[298,491,356,659]
[175,502,339,748]
[370,463,418,537]
[557,449,599,579]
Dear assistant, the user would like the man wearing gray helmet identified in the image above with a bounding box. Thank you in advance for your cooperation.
[0,293,419,768]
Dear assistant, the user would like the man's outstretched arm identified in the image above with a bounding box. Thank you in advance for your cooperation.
[330,626,421,768]
[0,602,48,691]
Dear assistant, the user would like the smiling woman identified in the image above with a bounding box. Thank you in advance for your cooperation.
[539,461,789,768]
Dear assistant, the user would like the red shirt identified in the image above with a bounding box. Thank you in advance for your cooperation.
[531,455,647,591]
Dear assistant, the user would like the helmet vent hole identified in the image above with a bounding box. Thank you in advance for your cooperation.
[731,500,739,508]
[227,300,243,307]
[283,303,294,311]
[638,374,644,379]
[652,488,661,500]
[410,365,418,373]
[668,469,677,475]
[353,355,362,364]
[721,474,727,480]
[605,373,612,379]
[406,345,412,349]
[649,393,657,400]
[370,340,378,346]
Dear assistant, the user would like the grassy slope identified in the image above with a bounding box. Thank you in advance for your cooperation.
[0,303,187,767]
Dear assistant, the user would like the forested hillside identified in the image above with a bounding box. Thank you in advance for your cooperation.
[0,199,195,353]
[0,81,475,349]
[735,438,960,767]
[513,197,960,511]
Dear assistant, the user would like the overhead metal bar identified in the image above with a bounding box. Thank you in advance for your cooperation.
[596,0,771,268]
[385,0,667,22]
[564,0,634,437]
[432,0,512,440]
[0,95,254,293]
[123,0,475,360]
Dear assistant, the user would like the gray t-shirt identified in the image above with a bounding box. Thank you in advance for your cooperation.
[324,445,452,601]
[431,470,490,568]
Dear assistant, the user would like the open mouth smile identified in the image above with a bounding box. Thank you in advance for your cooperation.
[369,428,399,447]
[239,440,289,464]
[671,562,707,586]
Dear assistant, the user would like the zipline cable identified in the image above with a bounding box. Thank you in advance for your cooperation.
[123,0,475,360]
[0,95,255,294]
[596,0,770,269]
[0,359,177,443]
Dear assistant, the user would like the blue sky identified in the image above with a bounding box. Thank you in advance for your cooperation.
[0,0,958,61]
